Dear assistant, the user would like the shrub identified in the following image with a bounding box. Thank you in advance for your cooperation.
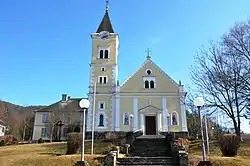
[87,159,101,166]
[66,132,81,154]
[218,134,240,157]
[38,138,44,144]
[0,135,14,145]
[0,140,7,146]
[176,138,190,152]
[105,132,119,142]
[107,143,117,152]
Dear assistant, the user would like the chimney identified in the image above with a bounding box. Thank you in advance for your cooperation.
[62,94,67,101]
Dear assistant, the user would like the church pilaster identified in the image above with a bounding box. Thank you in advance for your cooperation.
[180,96,188,132]
[140,113,145,135]
[161,96,168,132]
[157,112,161,133]
[133,96,138,130]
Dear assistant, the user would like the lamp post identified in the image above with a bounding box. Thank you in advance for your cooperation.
[194,97,206,161]
[204,111,210,155]
[91,78,97,155]
[79,99,90,165]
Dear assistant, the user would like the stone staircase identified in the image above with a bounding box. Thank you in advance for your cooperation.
[117,136,179,165]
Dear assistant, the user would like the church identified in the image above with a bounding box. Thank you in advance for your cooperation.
[86,3,188,137]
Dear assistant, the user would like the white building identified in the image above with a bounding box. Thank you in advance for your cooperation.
[0,120,6,136]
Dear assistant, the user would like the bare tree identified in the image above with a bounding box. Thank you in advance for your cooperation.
[19,112,34,142]
[222,21,250,119]
[191,21,250,136]
[46,105,62,143]
[45,100,81,142]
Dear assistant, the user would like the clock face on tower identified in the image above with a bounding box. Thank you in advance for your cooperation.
[99,31,109,40]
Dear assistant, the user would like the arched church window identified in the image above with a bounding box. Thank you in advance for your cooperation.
[171,112,178,126]
[145,80,149,89]
[104,50,109,59]
[99,50,104,59]
[150,80,155,88]
[99,114,104,126]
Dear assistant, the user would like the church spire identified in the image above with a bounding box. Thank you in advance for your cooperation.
[96,0,114,33]
[105,0,109,12]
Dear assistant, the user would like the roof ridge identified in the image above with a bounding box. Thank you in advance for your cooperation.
[120,59,179,88]
[120,59,149,87]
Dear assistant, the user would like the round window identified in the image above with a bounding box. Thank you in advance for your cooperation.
[146,69,152,75]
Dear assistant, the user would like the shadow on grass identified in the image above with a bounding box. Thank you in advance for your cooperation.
[41,142,67,149]
[39,152,64,156]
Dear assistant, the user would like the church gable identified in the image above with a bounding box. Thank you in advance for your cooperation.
[120,58,179,93]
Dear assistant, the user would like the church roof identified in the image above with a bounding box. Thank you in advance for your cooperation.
[35,97,85,112]
[96,11,114,33]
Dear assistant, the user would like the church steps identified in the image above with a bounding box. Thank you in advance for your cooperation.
[117,137,179,166]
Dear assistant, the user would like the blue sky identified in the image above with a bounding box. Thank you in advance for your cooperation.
[0,0,250,131]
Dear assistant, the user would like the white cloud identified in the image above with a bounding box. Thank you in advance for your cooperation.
[151,37,161,44]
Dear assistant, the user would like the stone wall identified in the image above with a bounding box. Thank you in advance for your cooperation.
[85,131,127,140]
[160,132,188,138]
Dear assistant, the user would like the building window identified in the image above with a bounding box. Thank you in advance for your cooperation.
[144,80,149,89]
[41,128,47,137]
[99,48,109,59]
[104,50,109,58]
[171,112,178,126]
[150,80,155,88]
[99,114,104,126]
[143,77,156,89]
[42,113,48,123]
[101,67,105,71]
[123,113,130,126]
[2,127,4,133]
[103,77,107,83]
[99,101,105,110]
[99,50,104,59]
[146,69,152,75]
[98,76,108,84]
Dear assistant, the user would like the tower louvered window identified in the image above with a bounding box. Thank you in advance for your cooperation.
[104,50,109,58]
[99,50,104,59]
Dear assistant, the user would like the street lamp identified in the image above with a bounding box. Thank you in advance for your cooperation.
[194,97,206,161]
[79,99,90,165]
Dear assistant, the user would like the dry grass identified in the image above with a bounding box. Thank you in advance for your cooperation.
[189,139,250,166]
[0,140,110,166]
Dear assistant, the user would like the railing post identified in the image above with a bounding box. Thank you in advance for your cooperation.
[110,151,117,166]
[116,146,120,157]
[125,144,130,155]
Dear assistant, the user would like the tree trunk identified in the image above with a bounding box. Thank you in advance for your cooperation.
[22,125,26,142]
[232,118,240,136]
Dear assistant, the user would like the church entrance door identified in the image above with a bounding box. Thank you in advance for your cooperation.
[145,116,156,135]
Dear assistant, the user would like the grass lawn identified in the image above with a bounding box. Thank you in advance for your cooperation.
[0,140,110,166]
[188,139,250,166]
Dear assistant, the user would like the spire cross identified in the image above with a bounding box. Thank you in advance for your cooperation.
[145,48,151,59]
[105,0,109,11]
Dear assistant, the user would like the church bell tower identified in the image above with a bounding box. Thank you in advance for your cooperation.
[87,1,119,132]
